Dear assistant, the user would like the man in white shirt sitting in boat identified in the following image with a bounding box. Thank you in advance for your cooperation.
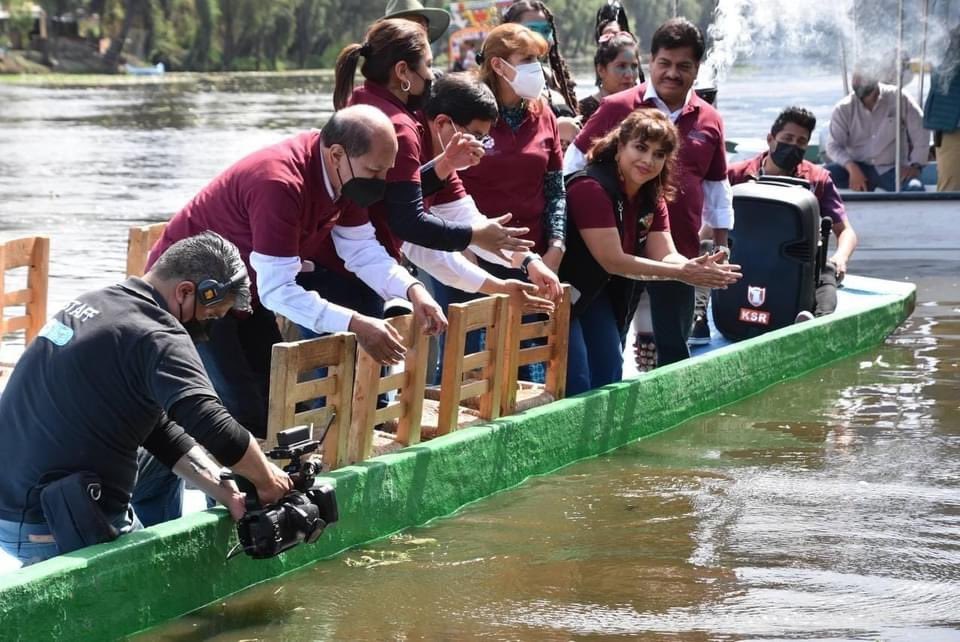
[825,61,930,192]
[728,106,859,319]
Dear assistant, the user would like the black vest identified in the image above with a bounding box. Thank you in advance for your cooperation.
[559,162,650,335]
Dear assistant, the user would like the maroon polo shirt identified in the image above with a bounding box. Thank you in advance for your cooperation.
[573,83,727,258]
[346,81,427,259]
[727,153,848,226]
[147,131,365,305]
[458,102,564,254]
[567,177,670,255]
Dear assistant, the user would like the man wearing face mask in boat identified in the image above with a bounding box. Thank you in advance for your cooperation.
[728,106,859,318]
[147,105,446,447]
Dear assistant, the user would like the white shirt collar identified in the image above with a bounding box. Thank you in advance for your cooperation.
[319,147,337,201]
[643,82,693,123]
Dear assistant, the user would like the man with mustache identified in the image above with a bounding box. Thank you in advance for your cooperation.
[565,17,734,365]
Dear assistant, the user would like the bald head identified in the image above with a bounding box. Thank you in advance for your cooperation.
[322,105,398,196]
[321,104,397,158]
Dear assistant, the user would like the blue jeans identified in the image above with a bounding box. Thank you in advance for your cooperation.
[647,280,695,366]
[826,161,924,192]
[0,508,141,567]
[566,288,625,395]
[131,448,184,527]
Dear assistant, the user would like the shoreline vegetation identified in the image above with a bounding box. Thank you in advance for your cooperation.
[0,63,337,87]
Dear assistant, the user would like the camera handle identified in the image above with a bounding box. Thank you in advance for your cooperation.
[220,471,262,510]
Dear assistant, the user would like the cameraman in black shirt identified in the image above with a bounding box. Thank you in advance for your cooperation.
[0,232,292,567]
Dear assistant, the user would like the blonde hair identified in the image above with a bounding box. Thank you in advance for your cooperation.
[477,23,549,110]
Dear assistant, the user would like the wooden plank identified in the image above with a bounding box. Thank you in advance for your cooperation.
[436,303,469,435]
[459,297,499,330]
[293,376,337,401]
[518,319,552,341]
[126,223,166,277]
[500,299,524,416]
[545,285,572,401]
[516,345,553,366]
[377,371,405,395]
[287,337,346,370]
[292,406,335,432]
[1,237,36,269]
[2,289,32,306]
[25,237,49,344]
[374,402,404,425]
[461,379,490,400]
[348,338,382,464]
[477,295,507,420]
[4,316,29,332]
[395,315,428,447]
[327,335,356,469]
[461,350,491,372]
[266,344,299,448]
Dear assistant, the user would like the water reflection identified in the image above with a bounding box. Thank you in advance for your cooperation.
[137,272,960,640]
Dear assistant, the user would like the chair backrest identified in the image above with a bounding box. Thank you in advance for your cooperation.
[500,285,572,415]
[436,294,509,436]
[348,314,429,463]
[126,222,167,277]
[266,333,356,469]
[1,236,50,348]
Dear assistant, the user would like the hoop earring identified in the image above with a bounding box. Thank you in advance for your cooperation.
[400,78,412,93]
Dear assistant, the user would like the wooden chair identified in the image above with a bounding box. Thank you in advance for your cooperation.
[266,333,356,470]
[347,314,430,463]
[434,294,509,436]
[126,222,167,277]
[500,285,572,415]
[1,236,50,352]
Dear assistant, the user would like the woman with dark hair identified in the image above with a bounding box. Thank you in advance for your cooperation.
[579,31,643,124]
[560,109,740,394]
[595,0,630,42]
[332,19,533,265]
[501,0,578,117]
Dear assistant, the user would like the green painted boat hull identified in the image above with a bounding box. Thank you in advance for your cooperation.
[0,275,916,641]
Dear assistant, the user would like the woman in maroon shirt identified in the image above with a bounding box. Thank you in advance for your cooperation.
[561,109,740,394]
[332,18,531,262]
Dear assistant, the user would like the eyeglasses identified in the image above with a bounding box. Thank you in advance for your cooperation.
[454,123,495,151]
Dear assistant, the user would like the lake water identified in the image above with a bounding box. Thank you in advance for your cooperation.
[2,67,959,639]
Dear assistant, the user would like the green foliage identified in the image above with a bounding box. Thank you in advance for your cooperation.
[20,0,721,72]
[7,0,38,49]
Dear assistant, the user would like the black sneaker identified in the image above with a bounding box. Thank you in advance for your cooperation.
[688,313,711,346]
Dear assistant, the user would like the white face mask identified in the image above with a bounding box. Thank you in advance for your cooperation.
[501,60,546,100]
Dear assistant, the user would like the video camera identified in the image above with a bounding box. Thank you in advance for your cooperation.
[226,422,339,560]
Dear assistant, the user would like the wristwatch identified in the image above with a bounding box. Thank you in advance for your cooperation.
[548,238,566,253]
[520,252,542,276]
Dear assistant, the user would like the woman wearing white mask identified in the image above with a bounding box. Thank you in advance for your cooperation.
[460,23,566,278]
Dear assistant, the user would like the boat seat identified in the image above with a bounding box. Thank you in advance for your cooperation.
[500,285,571,415]
[348,314,430,463]
[1,236,50,357]
[126,222,167,277]
[432,294,510,437]
[266,333,356,469]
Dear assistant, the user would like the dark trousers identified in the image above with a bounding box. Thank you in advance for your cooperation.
[826,161,924,192]
[566,287,624,395]
[814,260,839,317]
[647,280,695,366]
[196,304,282,440]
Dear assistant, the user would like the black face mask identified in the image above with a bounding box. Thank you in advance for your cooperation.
[770,141,806,174]
[178,298,211,343]
[337,155,386,208]
[405,72,433,112]
[853,82,878,101]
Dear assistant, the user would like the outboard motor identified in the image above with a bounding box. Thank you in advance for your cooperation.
[711,176,821,340]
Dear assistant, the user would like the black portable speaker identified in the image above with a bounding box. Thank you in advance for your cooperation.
[712,176,821,340]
